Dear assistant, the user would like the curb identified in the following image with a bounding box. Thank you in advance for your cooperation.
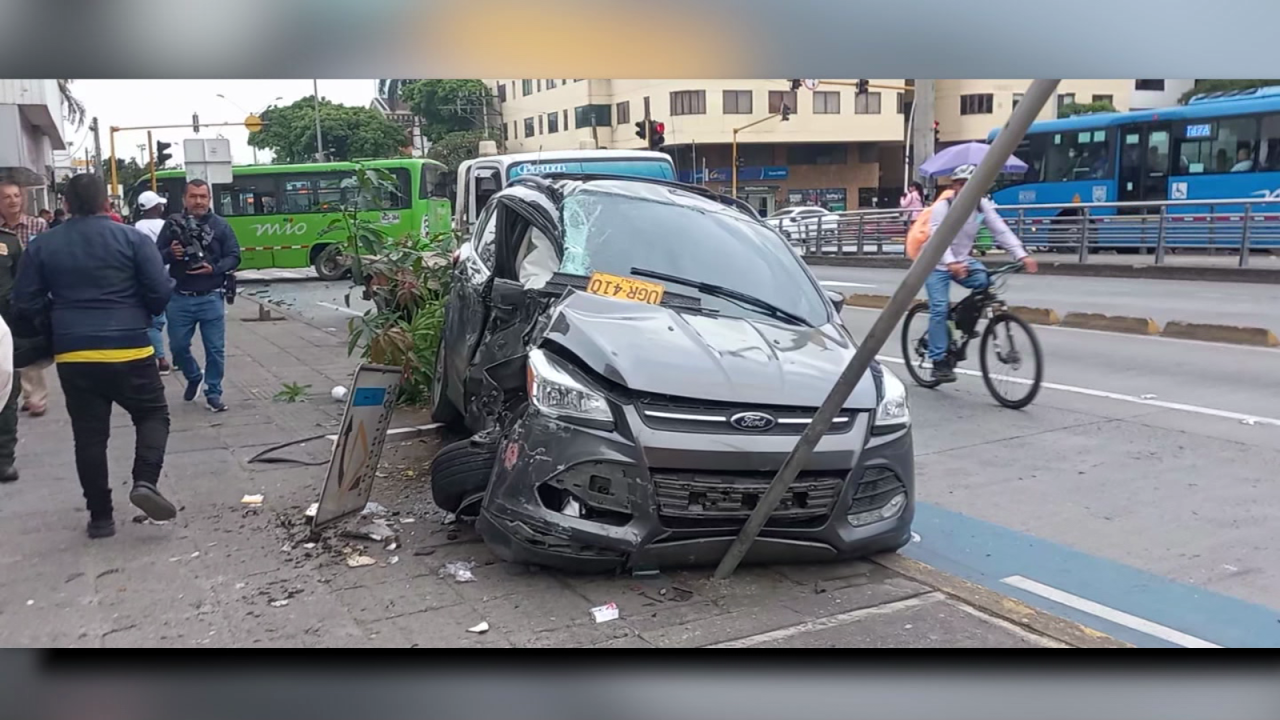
[1060,312,1161,335]
[805,254,1280,284]
[871,553,1131,649]
[844,293,891,309]
[844,294,1061,327]
[1161,321,1280,347]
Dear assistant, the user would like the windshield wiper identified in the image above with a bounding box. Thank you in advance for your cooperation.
[630,267,814,328]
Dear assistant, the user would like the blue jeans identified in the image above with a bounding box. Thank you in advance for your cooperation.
[167,293,227,399]
[926,257,989,361]
[148,313,167,359]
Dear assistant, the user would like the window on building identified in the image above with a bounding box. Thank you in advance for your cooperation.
[786,144,847,165]
[547,111,559,134]
[536,80,543,92]
[723,90,752,114]
[574,104,612,128]
[896,92,905,114]
[1057,93,1077,112]
[563,109,569,128]
[546,79,557,90]
[1258,115,1280,171]
[1174,116,1261,174]
[502,123,509,141]
[538,115,544,135]
[740,144,774,166]
[960,93,994,115]
[1042,129,1114,182]
[853,92,880,114]
[522,79,533,95]
[1136,80,1165,91]
[524,117,535,138]
[1092,94,1114,106]
[497,83,506,103]
[1012,92,1024,110]
[813,91,841,114]
[616,100,630,126]
[768,90,798,115]
[671,90,706,116]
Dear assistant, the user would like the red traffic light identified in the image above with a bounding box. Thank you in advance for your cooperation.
[653,122,665,135]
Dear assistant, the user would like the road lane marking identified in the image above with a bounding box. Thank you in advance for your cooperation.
[1000,575,1222,648]
[317,301,364,317]
[704,592,945,648]
[820,280,877,289]
[877,355,1280,427]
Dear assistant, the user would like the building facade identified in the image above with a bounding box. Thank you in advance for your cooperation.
[488,79,1196,214]
[371,95,430,158]
[0,79,67,213]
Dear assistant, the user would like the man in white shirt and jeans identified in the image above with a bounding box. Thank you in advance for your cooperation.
[926,164,1038,383]
[134,191,172,375]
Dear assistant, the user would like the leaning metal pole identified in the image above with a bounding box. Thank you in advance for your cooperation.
[713,79,1061,580]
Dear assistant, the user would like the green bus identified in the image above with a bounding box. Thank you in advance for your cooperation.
[125,158,452,280]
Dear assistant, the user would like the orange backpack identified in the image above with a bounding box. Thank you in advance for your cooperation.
[906,189,956,260]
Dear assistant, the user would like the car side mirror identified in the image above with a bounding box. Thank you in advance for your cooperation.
[825,290,846,312]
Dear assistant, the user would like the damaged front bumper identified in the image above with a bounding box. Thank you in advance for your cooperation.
[476,404,914,574]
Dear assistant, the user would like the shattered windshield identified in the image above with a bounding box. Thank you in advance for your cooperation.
[559,183,830,327]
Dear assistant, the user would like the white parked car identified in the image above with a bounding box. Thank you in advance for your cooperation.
[765,206,841,241]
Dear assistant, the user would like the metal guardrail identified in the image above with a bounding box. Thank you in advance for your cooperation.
[783,197,1280,268]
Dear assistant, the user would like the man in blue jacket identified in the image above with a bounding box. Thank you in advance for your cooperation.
[12,174,177,539]
[156,179,240,413]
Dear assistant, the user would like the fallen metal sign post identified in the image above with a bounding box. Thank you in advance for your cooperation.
[713,79,1062,580]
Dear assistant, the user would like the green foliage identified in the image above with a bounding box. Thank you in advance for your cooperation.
[249,96,409,164]
[1057,100,1117,118]
[428,128,504,171]
[274,382,312,403]
[104,157,148,194]
[1180,80,1280,104]
[399,79,493,142]
[325,166,454,406]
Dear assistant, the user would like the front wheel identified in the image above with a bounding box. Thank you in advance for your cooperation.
[979,312,1044,409]
[900,303,942,389]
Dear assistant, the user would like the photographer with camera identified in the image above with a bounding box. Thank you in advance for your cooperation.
[156,179,240,413]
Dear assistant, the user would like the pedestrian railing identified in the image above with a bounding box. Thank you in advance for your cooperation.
[788,197,1280,268]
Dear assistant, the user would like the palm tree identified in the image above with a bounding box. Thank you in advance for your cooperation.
[57,79,87,129]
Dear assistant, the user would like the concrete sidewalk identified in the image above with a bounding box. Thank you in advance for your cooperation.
[0,301,1120,648]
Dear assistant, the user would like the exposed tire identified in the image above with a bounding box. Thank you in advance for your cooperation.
[312,244,351,281]
[430,439,496,514]
[900,303,942,389]
[430,335,465,429]
[979,312,1044,410]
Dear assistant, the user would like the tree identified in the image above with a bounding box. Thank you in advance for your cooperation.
[248,96,409,164]
[100,157,148,194]
[1058,100,1117,118]
[427,129,503,172]
[57,79,87,130]
[1179,79,1280,104]
[400,79,495,142]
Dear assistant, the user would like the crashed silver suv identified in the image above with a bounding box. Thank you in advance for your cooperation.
[429,174,914,573]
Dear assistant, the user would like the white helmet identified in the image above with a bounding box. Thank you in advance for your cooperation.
[950,164,978,181]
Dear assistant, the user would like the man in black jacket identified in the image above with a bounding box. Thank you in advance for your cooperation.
[12,174,176,539]
[0,225,23,484]
[156,179,240,413]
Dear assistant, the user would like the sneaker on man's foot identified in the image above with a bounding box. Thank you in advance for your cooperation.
[183,374,204,402]
[27,405,46,417]
[0,466,17,484]
[931,359,958,384]
[207,396,228,413]
[87,517,116,539]
[129,483,177,522]
[157,357,172,376]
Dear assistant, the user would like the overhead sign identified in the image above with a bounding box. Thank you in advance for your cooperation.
[802,79,820,91]
[184,138,234,184]
[245,114,264,133]
[312,363,405,528]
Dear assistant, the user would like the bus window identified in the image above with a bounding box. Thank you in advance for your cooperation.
[362,168,412,210]
[1260,115,1280,171]
[473,166,501,213]
[995,134,1048,189]
[1043,129,1112,182]
[214,178,278,216]
[420,162,448,199]
[1174,116,1259,174]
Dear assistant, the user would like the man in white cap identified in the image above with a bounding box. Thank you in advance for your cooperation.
[134,191,172,375]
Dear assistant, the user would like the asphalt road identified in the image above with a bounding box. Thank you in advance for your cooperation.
[252,277,1280,648]
[809,264,1280,331]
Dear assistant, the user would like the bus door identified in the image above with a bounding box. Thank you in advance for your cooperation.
[1118,123,1173,212]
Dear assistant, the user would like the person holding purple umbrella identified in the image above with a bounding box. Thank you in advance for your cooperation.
[924,164,1038,384]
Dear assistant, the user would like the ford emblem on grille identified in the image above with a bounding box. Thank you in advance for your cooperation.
[729,412,777,431]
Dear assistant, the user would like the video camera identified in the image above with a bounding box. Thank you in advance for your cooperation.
[168,213,213,269]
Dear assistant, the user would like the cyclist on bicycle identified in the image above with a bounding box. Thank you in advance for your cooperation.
[926,164,1038,383]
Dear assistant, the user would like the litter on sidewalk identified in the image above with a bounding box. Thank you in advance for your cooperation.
[467,621,489,634]
[438,561,477,583]
[590,603,620,623]
[241,494,265,505]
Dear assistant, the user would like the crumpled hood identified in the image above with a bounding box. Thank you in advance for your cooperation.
[537,291,880,409]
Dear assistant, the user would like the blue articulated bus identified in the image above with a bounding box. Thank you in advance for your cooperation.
[986,86,1280,251]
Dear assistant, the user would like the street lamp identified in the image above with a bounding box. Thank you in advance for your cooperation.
[216,93,281,164]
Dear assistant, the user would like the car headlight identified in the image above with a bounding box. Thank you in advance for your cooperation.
[873,367,910,431]
[526,348,613,424]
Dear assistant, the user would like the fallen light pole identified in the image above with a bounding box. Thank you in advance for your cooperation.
[713,79,1061,580]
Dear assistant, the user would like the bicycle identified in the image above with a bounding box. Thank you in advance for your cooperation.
[899,262,1044,409]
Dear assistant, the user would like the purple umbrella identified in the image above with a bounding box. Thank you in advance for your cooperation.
[918,141,1028,178]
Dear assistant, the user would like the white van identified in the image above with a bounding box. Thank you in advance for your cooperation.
[453,144,677,237]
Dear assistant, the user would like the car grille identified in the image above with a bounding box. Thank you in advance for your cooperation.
[848,467,907,514]
[637,398,858,436]
[651,469,848,528]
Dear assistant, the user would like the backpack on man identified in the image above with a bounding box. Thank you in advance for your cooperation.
[905,189,956,260]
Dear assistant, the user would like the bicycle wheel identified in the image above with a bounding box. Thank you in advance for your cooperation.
[979,312,1044,409]
[900,303,942,389]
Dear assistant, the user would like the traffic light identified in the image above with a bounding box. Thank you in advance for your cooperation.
[155,140,172,168]
[635,120,647,142]
[780,103,792,122]
[192,112,201,134]
[789,79,801,92]
[856,79,870,95]
[933,120,940,144]
[735,155,746,169]
[648,120,665,151]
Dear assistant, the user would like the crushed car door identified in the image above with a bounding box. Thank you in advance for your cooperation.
[465,190,561,432]
[441,200,500,410]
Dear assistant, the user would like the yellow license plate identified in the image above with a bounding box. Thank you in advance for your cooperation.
[586,272,666,305]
